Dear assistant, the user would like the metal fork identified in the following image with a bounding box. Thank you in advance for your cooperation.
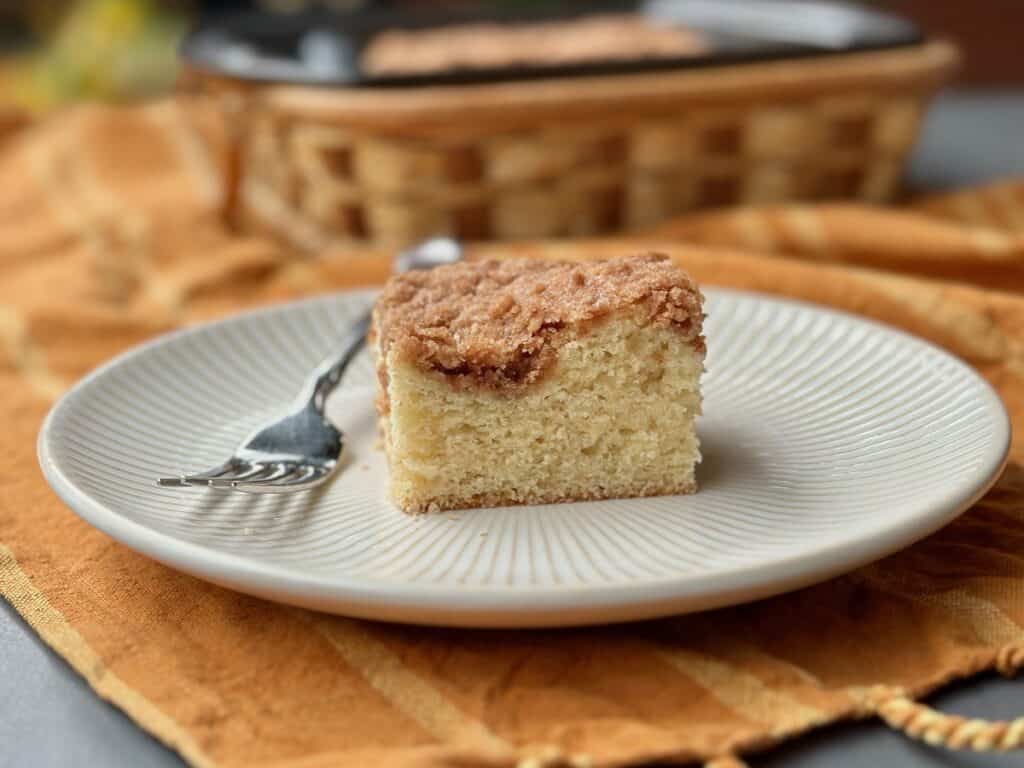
[156,237,463,493]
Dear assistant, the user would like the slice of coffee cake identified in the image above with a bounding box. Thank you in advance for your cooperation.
[371,253,705,513]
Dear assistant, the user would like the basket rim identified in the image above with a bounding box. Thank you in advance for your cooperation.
[188,39,958,131]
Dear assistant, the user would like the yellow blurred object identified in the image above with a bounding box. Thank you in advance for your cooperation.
[9,0,186,113]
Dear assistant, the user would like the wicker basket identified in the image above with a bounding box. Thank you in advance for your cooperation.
[186,40,957,250]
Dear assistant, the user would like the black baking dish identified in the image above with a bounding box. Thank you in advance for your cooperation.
[181,0,924,88]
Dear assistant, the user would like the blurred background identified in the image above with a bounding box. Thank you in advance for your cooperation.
[0,1,1021,115]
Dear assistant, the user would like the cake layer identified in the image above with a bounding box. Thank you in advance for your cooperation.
[372,254,706,514]
[373,253,704,399]
[383,309,702,513]
[362,15,706,77]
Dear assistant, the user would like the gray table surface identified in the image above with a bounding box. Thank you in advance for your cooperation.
[3,89,1024,768]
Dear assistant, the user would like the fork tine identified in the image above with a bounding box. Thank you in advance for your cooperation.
[185,463,261,487]
[206,463,272,487]
[222,462,297,488]
[156,460,241,487]
[233,465,329,494]
[186,461,249,482]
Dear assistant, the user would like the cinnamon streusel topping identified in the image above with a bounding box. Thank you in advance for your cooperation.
[373,253,704,391]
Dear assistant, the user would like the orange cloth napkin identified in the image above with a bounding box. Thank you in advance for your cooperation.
[3,100,1024,768]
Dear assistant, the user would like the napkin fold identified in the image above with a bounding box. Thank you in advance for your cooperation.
[2,100,1024,768]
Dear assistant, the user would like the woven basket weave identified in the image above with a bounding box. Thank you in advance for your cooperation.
[185,40,957,250]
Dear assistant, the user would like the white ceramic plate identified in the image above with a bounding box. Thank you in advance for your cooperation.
[38,289,1010,628]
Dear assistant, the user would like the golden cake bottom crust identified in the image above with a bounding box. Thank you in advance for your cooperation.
[404,480,698,515]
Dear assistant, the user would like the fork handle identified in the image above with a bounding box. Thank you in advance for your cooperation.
[301,311,372,413]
